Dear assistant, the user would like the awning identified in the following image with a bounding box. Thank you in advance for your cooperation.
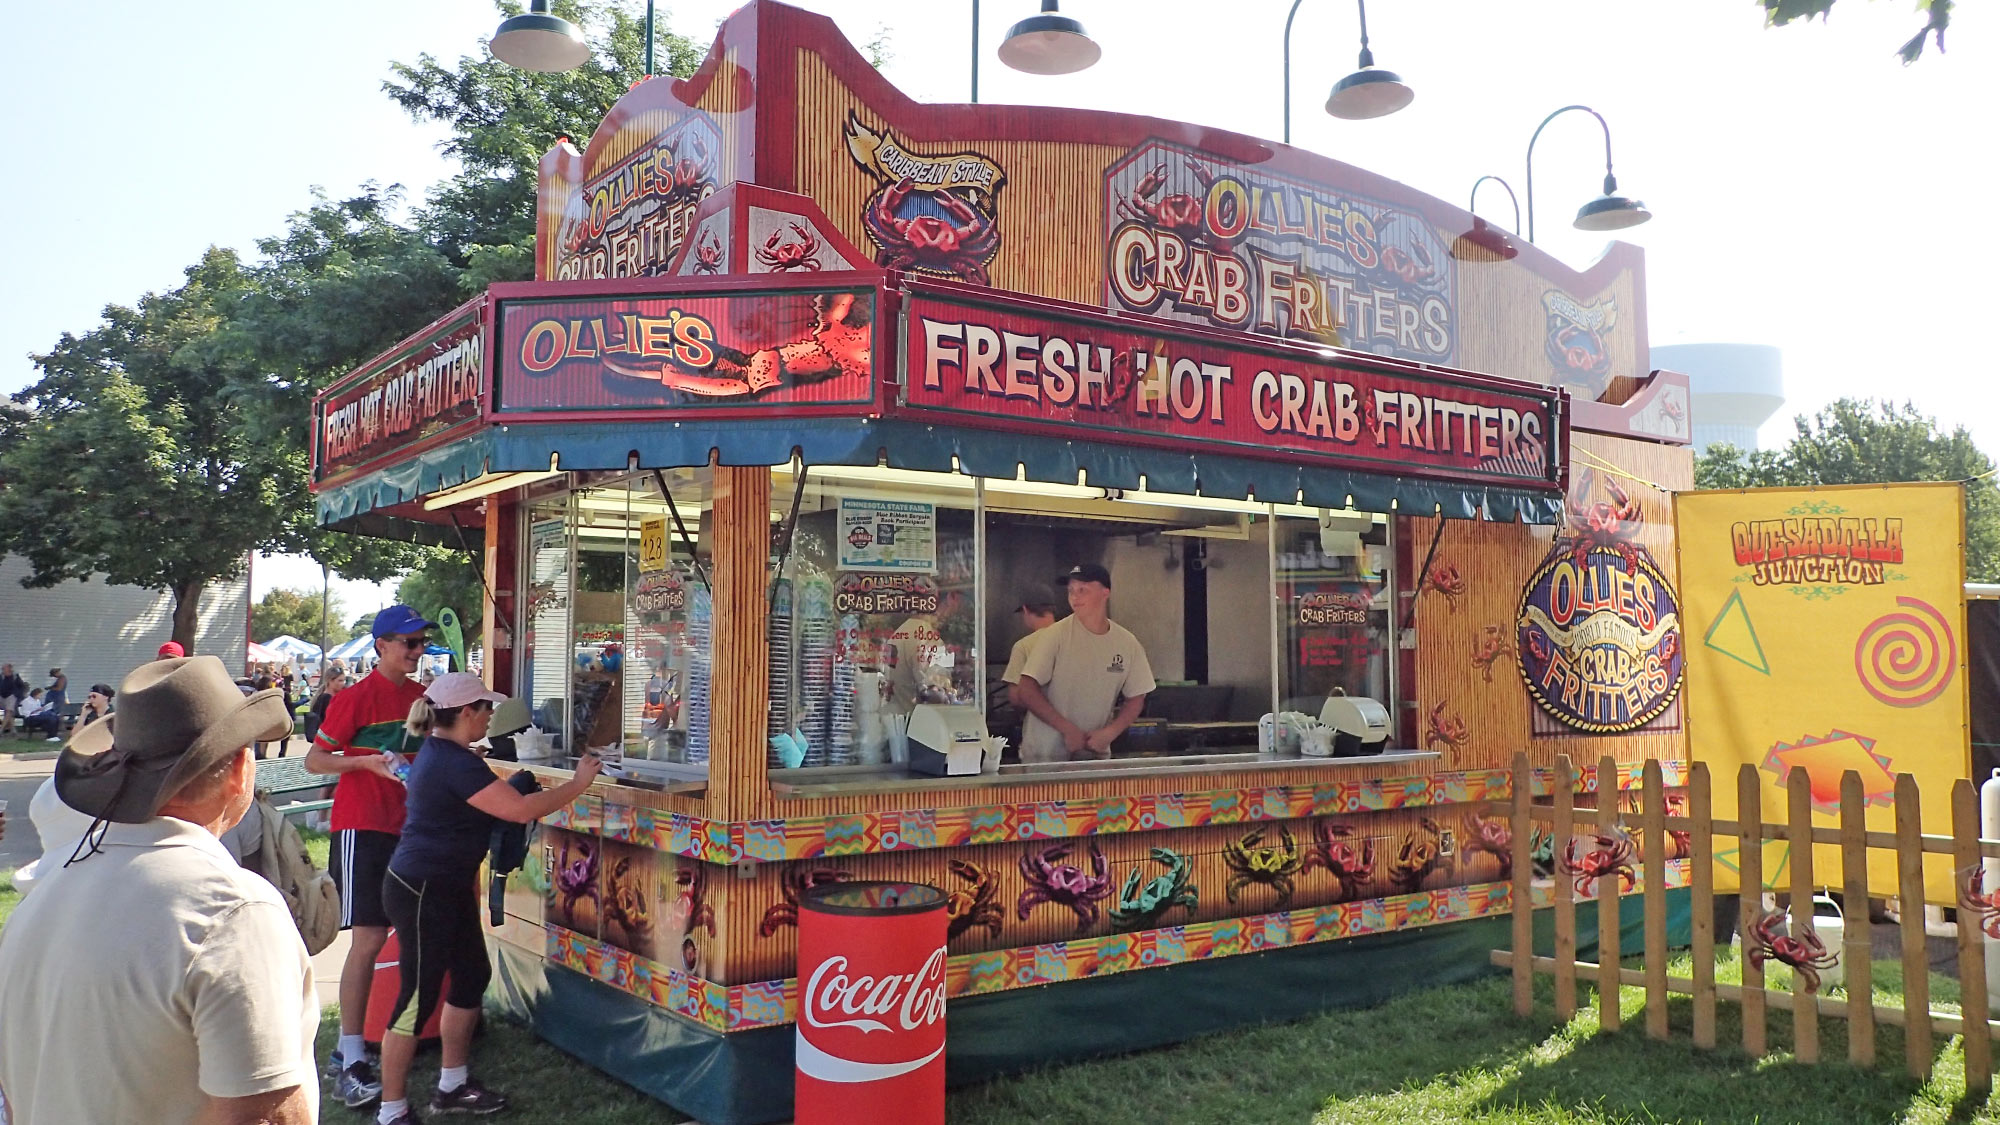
[318,417,1561,530]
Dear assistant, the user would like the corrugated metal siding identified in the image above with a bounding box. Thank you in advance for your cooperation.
[0,555,249,693]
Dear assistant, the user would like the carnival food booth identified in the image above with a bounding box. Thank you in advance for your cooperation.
[310,4,1695,1120]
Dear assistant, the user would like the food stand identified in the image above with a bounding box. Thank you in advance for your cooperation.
[310,5,1695,1121]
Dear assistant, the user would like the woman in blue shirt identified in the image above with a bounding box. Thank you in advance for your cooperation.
[375,673,600,1125]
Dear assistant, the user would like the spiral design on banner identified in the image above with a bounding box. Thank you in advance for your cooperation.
[1853,596,1957,708]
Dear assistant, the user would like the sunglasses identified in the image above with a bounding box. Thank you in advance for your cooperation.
[389,635,429,650]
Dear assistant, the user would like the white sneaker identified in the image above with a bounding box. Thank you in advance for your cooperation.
[45,736,60,742]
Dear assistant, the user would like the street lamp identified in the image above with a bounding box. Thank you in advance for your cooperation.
[997,0,1101,76]
[1524,105,1652,243]
[1285,0,1412,140]
[1453,174,1521,260]
[490,0,590,73]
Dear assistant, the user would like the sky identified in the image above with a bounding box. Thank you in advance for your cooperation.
[3,0,1994,608]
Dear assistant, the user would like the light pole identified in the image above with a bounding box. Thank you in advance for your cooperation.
[1284,0,1413,143]
[1524,105,1651,243]
[1468,175,1521,235]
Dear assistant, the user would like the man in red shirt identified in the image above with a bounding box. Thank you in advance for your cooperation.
[305,604,433,1109]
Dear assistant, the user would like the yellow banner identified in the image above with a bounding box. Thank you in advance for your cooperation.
[1676,482,1969,903]
[639,515,669,575]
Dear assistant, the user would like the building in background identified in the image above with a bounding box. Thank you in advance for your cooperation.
[1652,343,1785,453]
[0,554,249,696]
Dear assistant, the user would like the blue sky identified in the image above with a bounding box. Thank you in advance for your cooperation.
[3,0,1993,603]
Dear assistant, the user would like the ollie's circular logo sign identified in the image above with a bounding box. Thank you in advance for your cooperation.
[1516,546,1683,733]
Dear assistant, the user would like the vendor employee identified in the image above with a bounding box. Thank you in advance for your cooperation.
[1014,564,1156,764]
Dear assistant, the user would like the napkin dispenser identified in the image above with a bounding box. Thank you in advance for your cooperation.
[907,704,988,777]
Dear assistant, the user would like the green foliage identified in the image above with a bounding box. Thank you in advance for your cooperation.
[347,611,379,642]
[252,586,343,645]
[396,548,487,644]
[1759,0,1952,62]
[1694,398,1999,579]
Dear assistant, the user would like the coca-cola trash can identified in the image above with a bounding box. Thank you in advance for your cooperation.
[795,880,948,1125]
[362,931,446,1046]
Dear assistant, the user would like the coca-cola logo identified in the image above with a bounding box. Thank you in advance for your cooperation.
[803,948,947,1035]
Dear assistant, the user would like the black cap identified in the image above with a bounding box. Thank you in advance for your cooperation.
[1056,563,1113,589]
[1016,585,1063,614]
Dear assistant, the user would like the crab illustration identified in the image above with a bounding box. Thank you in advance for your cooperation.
[757,221,822,272]
[1960,865,2000,940]
[1424,701,1468,751]
[863,177,999,283]
[1528,825,1558,880]
[757,866,853,937]
[945,859,1005,940]
[1387,818,1446,895]
[1377,239,1439,287]
[690,230,723,274]
[1470,625,1512,683]
[1114,159,1225,248]
[1462,812,1513,881]
[1109,847,1199,931]
[1422,563,1465,611]
[1560,829,1638,897]
[1564,467,1646,573]
[1745,909,1840,993]
[604,290,870,399]
[1303,820,1375,902]
[1017,842,1114,933]
[553,835,600,924]
[660,133,714,207]
[1223,827,1304,907]
[604,854,653,948]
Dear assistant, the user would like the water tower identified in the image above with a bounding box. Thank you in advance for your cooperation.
[1650,343,1785,452]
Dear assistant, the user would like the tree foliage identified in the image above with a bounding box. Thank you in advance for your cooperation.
[1695,398,1999,579]
[1759,0,1952,62]
[396,548,488,644]
[252,586,345,645]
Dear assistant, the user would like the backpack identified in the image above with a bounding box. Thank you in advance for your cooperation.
[239,795,342,956]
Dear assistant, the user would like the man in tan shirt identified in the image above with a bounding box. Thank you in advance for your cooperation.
[0,656,317,1125]
[1014,564,1157,764]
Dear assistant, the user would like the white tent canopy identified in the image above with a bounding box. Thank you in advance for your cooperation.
[264,635,322,660]
[325,635,374,664]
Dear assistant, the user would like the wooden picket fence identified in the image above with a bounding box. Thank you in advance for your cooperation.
[1492,752,2000,1090]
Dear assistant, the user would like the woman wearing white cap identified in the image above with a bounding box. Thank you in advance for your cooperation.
[374,673,601,1125]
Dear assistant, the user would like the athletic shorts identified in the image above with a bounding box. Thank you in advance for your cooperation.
[331,828,398,929]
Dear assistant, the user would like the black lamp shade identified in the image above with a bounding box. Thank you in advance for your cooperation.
[491,9,591,73]
[998,12,1102,75]
[1325,67,1414,120]
[1573,194,1652,232]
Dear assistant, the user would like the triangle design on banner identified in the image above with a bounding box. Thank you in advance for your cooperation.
[1703,589,1770,675]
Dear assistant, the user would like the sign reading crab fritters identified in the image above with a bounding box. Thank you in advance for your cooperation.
[845,112,1005,285]
[494,287,877,412]
[314,300,485,483]
[551,113,722,282]
[900,287,1557,488]
[1104,142,1455,365]
[1516,544,1684,734]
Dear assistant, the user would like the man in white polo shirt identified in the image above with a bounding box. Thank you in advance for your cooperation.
[1013,563,1156,764]
[0,656,317,1125]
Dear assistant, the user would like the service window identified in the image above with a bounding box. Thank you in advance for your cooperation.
[1272,511,1396,721]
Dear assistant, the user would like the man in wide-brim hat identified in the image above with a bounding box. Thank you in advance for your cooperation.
[0,656,319,1125]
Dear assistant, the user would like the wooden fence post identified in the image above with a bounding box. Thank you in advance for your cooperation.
[1598,756,1621,1032]
[1839,770,1875,1067]
[1739,763,1767,1057]
[1952,778,1991,1090]
[1691,762,1716,1050]
[1555,754,1577,1020]
[1643,759,1667,1040]
[1895,772,1932,1079]
[1512,752,1533,1018]
[1787,766,1819,1063]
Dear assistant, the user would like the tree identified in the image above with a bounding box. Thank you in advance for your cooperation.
[252,587,344,644]
[347,611,379,642]
[0,250,294,649]
[396,548,487,645]
[1695,398,2000,579]
[1759,0,1952,63]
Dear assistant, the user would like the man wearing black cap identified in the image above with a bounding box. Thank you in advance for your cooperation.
[1014,563,1156,764]
[0,656,316,1125]
[1000,587,1063,689]
[304,603,434,1108]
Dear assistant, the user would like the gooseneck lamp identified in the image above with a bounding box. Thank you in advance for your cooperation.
[997,0,1102,76]
[489,0,591,73]
[1525,105,1653,242]
[1284,0,1412,141]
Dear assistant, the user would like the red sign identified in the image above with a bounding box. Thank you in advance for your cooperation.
[795,882,947,1125]
[898,286,1562,489]
[494,286,877,413]
[313,299,485,483]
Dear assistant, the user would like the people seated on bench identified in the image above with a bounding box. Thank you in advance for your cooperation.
[18,690,61,739]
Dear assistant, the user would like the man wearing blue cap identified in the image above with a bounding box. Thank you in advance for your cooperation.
[304,605,434,1109]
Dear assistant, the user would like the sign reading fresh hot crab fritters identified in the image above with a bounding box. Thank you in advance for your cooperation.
[1103,142,1455,365]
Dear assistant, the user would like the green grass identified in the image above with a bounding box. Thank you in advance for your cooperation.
[292,946,2000,1125]
[300,826,329,872]
[0,868,17,928]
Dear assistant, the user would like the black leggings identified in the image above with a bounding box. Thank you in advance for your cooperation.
[381,868,491,1037]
